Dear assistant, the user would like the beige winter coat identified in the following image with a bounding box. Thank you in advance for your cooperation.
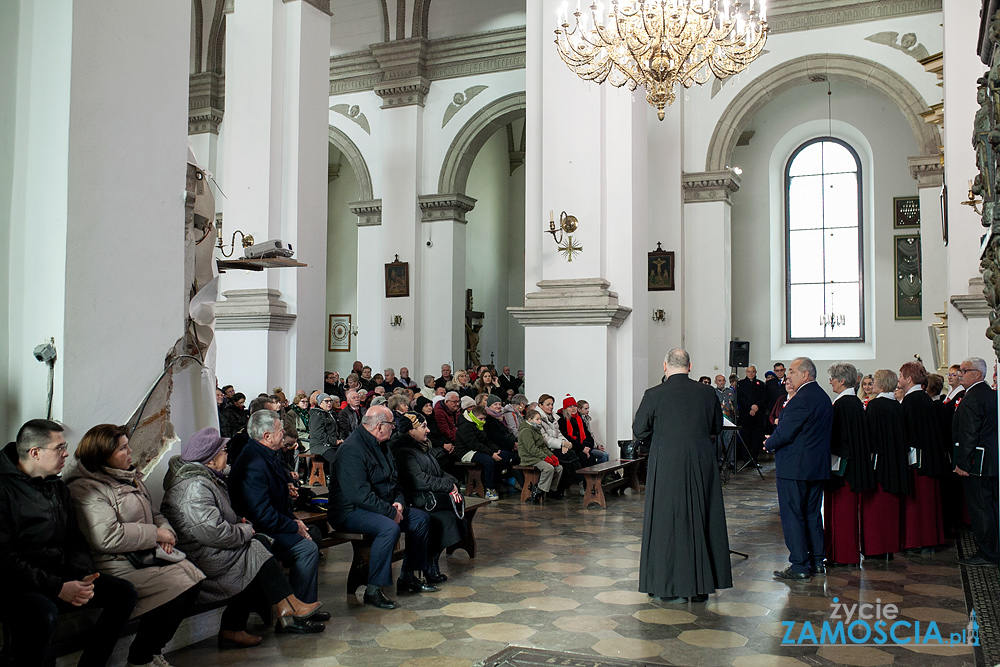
[64,457,204,617]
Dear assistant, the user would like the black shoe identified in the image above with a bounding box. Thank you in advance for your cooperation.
[397,574,439,593]
[310,611,331,622]
[773,567,811,581]
[275,617,326,634]
[958,553,998,567]
[530,483,544,504]
[426,552,448,583]
[363,589,398,609]
[689,593,709,602]
[810,565,827,575]
[655,596,688,604]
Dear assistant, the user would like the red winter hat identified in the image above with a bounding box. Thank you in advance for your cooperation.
[562,394,577,410]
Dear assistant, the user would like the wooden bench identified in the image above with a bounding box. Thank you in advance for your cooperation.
[444,496,491,558]
[514,465,542,503]
[455,460,484,497]
[578,459,642,509]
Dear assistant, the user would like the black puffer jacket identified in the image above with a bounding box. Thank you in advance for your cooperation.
[390,433,458,507]
[0,442,96,599]
[454,413,499,459]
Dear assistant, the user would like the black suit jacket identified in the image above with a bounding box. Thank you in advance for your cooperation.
[953,382,998,477]
[765,377,786,413]
[765,381,833,481]
[736,378,767,425]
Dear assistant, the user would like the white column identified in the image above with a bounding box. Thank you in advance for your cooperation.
[350,200,383,365]
[216,0,330,394]
[419,194,476,370]
[942,0,990,363]
[682,171,739,379]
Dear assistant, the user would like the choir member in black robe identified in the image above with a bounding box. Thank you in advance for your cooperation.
[898,362,948,551]
[634,348,731,602]
[938,366,967,534]
[860,370,910,558]
[824,363,875,565]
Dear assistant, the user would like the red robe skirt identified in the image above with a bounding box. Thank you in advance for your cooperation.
[902,471,945,549]
[824,483,862,564]
[860,484,901,556]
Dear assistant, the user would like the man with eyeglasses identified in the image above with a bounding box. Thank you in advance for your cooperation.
[0,419,139,666]
[327,406,435,609]
[953,357,999,567]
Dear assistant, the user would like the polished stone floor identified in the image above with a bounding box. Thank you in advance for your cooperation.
[166,464,980,667]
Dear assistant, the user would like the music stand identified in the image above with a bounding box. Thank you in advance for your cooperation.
[721,420,764,480]
[717,420,751,560]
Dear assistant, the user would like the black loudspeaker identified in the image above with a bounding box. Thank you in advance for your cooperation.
[729,340,750,368]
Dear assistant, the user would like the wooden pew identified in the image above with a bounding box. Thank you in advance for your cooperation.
[576,459,642,509]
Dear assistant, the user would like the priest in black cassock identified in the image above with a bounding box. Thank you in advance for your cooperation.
[633,348,732,603]
[736,366,768,465]
[860,369,910,558]
[898,361,948,551]
[824,363,874,565]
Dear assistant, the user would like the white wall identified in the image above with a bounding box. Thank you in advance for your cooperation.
[730,80,929,376]
[0,0,19,440]
[428,0,524,40]
[325,154,360,374]
[329,0,384,56]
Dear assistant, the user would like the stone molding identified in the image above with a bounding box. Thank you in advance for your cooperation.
[951,277,992,319]
[189,72,225,135]
[215,289,296,331]
[765,0,941,34]
[705,54,941,173]
[329,126,374,201]
[508,278,632,328]
[330,26,526,97]
[371,39,430,108]
[348,199,382,227]
[682,170,742,204]
[438,92,526,195]
[282,0,332,17]
[418,193,477,223]
[907,154,944,189]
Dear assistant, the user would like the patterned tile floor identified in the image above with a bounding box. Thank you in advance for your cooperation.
[166,464,980,666]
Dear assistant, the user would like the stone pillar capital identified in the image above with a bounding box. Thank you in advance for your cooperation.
[418,193,477,223]
[349,199,383,226]
[681,169,742,204]
[215,289,296,331]
[188,72,225,135]
[908,154,944,188]
[508,278,632,328]
[371,39,430,108]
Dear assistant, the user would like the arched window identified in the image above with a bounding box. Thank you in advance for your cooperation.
[785,138,864,342]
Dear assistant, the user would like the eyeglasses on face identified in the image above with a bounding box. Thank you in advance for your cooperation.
[37,444,68,453]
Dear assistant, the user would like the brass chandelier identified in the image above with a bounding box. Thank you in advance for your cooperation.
[554,0,769,120]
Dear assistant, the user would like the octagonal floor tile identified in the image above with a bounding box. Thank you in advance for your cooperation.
[440,602,503,618]
[595,590,651,605]
[544,536,586,546]
[535,562,585,573]
[510,550,556,561]
[677,629,748,648]
[902,583,965,598]
[899,606,969,623]
[838,589,904,604]
[421,586,476,599]
[732,655,808,667]
[493,579,548,593]
[561,574,617,588]
[705,601,770,618]
[471,566,520,578]
[592,637,664,660]
[356,608,421,625]
[374,630,445,650]
[633,608,698,625]
[553,614,619,632]
[520,596,580,611]
[466,622,536,641]
[597,557,641,569]
[815,645,895,666]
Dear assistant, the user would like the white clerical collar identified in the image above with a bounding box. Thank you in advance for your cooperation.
[876,392,896,400]
[905,384,922,396]
[947,385,963,399]
[832,387,856,403]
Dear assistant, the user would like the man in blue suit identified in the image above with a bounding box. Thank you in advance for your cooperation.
[764,357,832,581]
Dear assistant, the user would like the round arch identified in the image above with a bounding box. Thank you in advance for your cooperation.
[328,125,374,201]
[438,91,526,195]
[705,54,941,172]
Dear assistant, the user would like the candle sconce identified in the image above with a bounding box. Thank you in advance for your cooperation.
[390,315,404,327]
[546,210,583,262]
[652,309,666,323]
[961,178,984,215]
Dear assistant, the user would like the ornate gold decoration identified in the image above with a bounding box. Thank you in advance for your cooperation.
[559,236,584,262]
[546,211,584,262]
[554,0,768,120]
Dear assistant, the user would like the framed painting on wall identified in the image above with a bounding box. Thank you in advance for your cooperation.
[385,255,409,298]
[329,314,351,352]
[894,236,922,320]
[893,196,920,229]
[648,242,675,291]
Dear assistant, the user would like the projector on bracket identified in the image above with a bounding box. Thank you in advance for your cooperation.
[244,239,294,260]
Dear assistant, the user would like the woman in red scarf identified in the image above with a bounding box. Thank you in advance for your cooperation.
[558,395,601,466]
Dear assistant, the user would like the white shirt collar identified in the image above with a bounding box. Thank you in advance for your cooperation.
[905,384,922,396]
[946,385,963,399]
[876,392,896,400]
[966,380,985,391]
[832,386,856,403]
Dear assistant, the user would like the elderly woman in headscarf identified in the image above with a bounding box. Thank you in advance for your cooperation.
[160,427,324,648]
[391,412,465,583]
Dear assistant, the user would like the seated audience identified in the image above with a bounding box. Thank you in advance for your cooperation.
[576,400,606,459]
[432,392,461,468]
[502,394,529,437]
[497,366,519,395]
[219,392,248,438]
[345,373,362,394]
[399,367,418,389]
[483,395,520,462]
[517,409,565,502]
[389,394,411,430]
[65,424,204,667]
[390,412,464,583]
[371,373,386,393]
[419,375,436,400]
[454,370,477,399]
[473,368,504,398]
[284,392,311,451]
[1,420,139,667]
[308,393,339,464]
[383,368,406,391]
[455,406,513,501]
[327,407,436,609]
[229,412,324,608]
[559,395,608,464]
[435,364,454,389]
[160,428,323,647]
[228,395,279,463]
[324,372,346,401]
[338,390,365,440]
[537,394,582,494]
[359,366,376,391]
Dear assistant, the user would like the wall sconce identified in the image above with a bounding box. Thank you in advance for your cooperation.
[651,309,666,323]
[961,179,984,215]
[390,315,403,327]
[546,210,583,262]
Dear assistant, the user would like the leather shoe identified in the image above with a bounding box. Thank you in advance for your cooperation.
[363,588,398,609]
[218,629,262,649]
[397,575,439,593]
[958,553,998,567]
[274,617,325,634]
[655,596,688,604]
[810,565,827,575]
[773,567,811,581]
[310,611,331,622]
[690,593,709,602]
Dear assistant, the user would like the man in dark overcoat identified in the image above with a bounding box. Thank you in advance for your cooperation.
[633,348,732,603]
[736,365,768,464]
[764,356,832,581]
